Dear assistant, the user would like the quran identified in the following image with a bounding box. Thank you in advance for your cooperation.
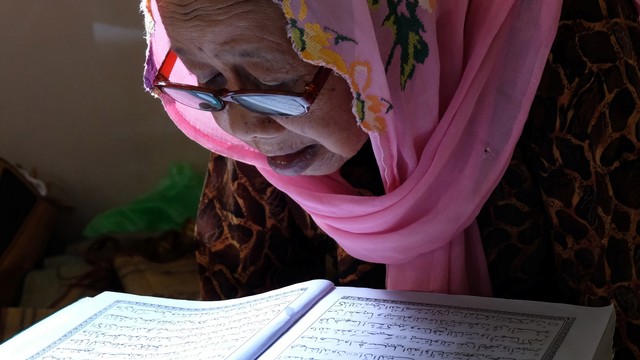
[0,279,615,359]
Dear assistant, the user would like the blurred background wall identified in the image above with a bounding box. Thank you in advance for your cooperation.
[0,1,209,247]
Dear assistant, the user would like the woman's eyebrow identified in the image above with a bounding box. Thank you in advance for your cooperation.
[219,44,285,66]
[237,48,263,59]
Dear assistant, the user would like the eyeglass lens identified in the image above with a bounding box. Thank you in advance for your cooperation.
[163,87,308,116]
[162,88,225,111]
[232,94,307,116]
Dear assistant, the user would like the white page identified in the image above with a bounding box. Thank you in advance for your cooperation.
[261,287,614,360]
[0,279,334,360]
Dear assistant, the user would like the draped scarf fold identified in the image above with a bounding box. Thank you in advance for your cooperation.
[143,0,562,295]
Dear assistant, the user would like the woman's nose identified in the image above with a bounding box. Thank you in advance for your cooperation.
[223,106,285,141]
[214,70,286,141]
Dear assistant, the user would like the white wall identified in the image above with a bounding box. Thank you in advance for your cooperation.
[0,1,209,245]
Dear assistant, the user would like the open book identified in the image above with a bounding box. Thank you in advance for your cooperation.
[0,279,615,359]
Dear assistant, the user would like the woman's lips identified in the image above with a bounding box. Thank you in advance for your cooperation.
[267,145,319,176]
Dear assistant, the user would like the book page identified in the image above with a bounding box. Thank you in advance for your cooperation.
[261,286,614,360]
[0,279,333,360]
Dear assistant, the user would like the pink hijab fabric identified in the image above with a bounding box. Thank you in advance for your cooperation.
[143,0,562,296]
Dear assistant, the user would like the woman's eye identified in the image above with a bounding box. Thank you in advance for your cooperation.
[247,73,282,88]
[258,77,300,90]
[202,73,227,89]
[259,79,283,86]
[242,69,287,89]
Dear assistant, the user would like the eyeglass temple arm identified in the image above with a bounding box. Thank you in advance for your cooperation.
[304,67,333,103]
[156,50,179,83]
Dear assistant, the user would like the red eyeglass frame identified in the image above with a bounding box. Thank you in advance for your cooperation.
[152,50,333,115]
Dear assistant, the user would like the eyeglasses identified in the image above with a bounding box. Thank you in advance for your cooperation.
[153,50,332,117]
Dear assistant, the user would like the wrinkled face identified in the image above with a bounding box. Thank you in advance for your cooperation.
[157,0,368,176]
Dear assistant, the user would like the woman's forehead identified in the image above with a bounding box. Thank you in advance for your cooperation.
[158,0,249,14]
[157,0,283,26]
[159,0,300,69]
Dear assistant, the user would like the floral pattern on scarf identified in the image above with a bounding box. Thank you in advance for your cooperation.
[278,0,436,132]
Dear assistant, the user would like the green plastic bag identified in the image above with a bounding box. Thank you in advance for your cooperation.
[83,163,204,238]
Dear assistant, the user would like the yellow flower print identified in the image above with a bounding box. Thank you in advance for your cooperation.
[280,0,392,133]
[348,61,391,132]
[282,0,307,21]
[349,61,373,94]
[365,95,385,114]
[299,23,347,73]
[361,115,387,133]
[282,1,347,73]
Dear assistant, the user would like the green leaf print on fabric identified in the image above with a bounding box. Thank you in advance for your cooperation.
[382,0,430,90]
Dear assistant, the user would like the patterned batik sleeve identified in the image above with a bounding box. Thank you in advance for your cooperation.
[193,152,334,300]
[194,152,386,300]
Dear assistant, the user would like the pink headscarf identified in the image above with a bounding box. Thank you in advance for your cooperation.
[143,0,561,296]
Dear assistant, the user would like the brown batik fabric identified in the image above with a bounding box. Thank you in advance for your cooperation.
[478,0,640,358]
[193,153,384,301]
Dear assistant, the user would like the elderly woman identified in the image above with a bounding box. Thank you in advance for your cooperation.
[143,0,640,357]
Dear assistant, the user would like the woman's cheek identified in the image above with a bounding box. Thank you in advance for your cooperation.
[287,75,362,153]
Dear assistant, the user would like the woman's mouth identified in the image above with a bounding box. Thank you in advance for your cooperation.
[266,145,320,176]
